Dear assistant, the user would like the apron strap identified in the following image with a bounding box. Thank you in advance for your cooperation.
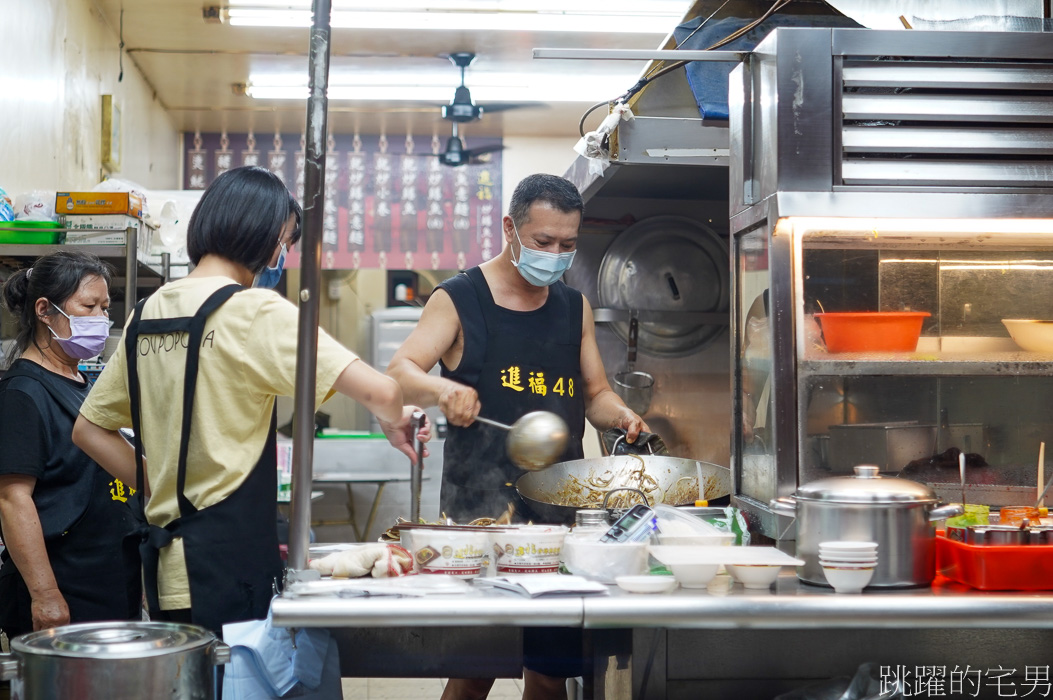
[124,284,244,518]
[172,284,243,515]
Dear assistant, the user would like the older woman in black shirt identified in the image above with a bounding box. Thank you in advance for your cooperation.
[0,251,141,638]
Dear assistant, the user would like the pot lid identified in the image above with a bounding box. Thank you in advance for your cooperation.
[795,465,937,504]
[12,622,214,658]
[597,216,728,358]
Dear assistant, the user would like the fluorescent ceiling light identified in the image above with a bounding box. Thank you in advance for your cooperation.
[225,0,689,33]
[245,72,631,102]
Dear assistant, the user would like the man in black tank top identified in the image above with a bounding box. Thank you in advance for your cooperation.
[388,174,648,700]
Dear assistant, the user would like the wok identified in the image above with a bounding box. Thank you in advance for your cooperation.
[515,454,732,525]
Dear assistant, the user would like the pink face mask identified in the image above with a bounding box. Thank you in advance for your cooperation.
[48,301,111,360]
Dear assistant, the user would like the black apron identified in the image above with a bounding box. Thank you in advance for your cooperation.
[0,366,141,639]
[125,284,282,636]
[439,267,585,522]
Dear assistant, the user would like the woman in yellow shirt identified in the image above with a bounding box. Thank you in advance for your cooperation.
[73,166,428,634]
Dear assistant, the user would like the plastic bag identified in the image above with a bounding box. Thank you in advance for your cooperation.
[0,188,14,222]
[94,177,149,218]
[222,605,341,700]
[774,662,903,700]
[700,506,751,546]
[13,191,57,221]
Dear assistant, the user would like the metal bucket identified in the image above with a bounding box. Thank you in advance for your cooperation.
[0,622,229,700]
[613,370,654,416]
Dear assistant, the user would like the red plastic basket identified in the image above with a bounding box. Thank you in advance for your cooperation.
[936,531,1053,590]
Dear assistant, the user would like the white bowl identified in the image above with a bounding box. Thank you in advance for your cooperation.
[818,540,879,553]
[822,564,875,593]
[816,550,880,561]
[1003,319,1053,353]
[669,563,720,589]
[615,575,678,594]
[819,559,878,569]
[400,528,489,579]
[562,537,648,584]
[489,525,567,574]
[726,564,783,590]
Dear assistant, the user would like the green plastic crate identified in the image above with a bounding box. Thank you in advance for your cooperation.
[0,221,65,244]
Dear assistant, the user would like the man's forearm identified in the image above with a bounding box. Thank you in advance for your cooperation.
[386,358,447,408]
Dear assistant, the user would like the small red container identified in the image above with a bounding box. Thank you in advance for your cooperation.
[936,531,1053,590]
[815,311,931,353]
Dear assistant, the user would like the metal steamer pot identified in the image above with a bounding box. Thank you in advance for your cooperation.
[0,622,230,700]
[516,454,732,525]
[770,465,963,588]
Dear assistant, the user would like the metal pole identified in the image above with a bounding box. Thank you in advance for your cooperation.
[288,0,332,573]
[125,226,138,322]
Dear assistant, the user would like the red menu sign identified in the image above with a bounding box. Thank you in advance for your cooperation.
[183,132,503,270]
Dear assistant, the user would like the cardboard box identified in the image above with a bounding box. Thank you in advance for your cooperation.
[56,192,144,219]
[61,214,155,253]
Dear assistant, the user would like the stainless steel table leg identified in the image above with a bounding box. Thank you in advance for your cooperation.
[363,483,387,543]
[345,483,361,541]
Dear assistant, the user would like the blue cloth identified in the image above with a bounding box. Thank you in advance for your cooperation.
[672,13,861,120]
[222,605,341,699]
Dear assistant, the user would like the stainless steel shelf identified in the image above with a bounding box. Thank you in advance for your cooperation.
[0,243,164,280]
[799,352,1053,377]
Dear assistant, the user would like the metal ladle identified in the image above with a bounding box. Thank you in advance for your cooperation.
[474,411,569,471]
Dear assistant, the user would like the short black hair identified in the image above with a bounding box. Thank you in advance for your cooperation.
[186,166,302,272]
[1,251,113,366]
[507,174,584,229]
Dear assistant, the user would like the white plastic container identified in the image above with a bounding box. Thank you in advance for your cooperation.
[400,528,489,578]
[654,504,735,546]
[489,525,568,574]
[562,538,648,583]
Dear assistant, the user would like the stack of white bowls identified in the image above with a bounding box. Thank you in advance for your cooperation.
[817,541,878,594]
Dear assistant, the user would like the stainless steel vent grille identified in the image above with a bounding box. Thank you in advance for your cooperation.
[839,60,1053,188]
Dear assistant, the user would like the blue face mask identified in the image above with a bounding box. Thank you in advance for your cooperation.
[255,242,287,289]
[511,222,576,287]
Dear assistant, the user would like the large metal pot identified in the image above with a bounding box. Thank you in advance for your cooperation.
[770,465,962,588]
[516,454,731,525]
[0,622,230,699]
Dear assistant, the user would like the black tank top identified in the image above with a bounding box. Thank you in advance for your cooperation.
[439,267,586,489]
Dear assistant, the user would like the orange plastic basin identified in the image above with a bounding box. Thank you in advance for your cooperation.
[814,311,931,353]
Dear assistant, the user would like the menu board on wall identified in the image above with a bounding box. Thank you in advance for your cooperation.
[183,132,502,270]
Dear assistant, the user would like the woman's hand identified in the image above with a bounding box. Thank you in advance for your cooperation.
[31,586,70,631]
[437,382,481,427]
[378,407,432,466]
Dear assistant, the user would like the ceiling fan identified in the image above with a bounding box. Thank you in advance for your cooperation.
[440,52,534,124]
[434,122,503,167]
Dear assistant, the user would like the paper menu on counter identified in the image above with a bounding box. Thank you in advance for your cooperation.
[474,574,610,598]
[285,575,471,598]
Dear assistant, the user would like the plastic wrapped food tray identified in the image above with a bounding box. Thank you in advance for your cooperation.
[936,531,1053,590]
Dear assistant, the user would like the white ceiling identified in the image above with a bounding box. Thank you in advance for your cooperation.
[97,0,693,140]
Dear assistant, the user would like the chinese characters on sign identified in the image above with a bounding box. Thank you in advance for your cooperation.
[182,131,503,271]
[500,366,575,398]
[880,664,1052,697]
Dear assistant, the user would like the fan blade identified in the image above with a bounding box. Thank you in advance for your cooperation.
[464,144,505,157]
[475,102,546,113]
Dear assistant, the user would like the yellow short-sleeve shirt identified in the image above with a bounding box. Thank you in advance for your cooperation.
[80,275,357,609]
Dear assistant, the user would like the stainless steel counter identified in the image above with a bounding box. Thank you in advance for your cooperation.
[271,572,1053,630]
[271,575,1053,698]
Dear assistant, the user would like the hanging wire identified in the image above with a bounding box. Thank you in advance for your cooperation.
[118,8,125,82]
[575,0,793,138]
